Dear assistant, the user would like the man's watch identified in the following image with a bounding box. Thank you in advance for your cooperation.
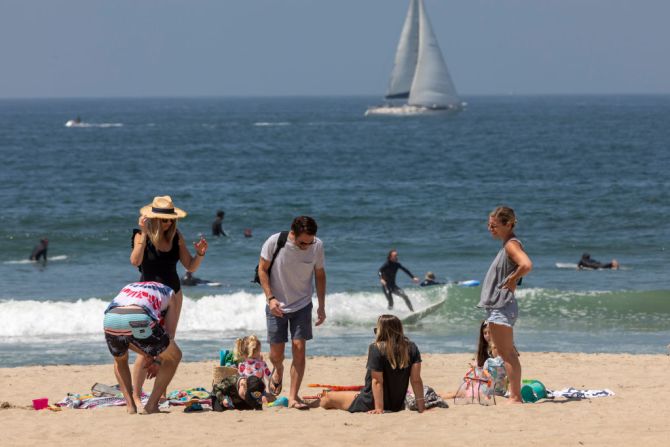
[266,295,277,304]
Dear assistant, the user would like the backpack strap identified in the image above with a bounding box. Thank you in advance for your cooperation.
[268,231,289,272]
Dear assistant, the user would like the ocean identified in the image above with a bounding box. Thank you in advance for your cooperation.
[1,95,669,367]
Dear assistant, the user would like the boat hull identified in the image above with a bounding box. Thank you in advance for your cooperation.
[364,103,465,117]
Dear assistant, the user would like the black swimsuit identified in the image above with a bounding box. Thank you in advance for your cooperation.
[132,229,182,293]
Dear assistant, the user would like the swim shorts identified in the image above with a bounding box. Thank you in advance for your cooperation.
[103,307,170,357]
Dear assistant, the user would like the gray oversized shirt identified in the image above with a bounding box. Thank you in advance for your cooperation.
[478,238,522,309]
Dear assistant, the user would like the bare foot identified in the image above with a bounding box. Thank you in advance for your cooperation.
[140,405,166,414]
[238,379,248,400]
[126,401,138,414]
[288,398,310,410]
[133,395,143,412]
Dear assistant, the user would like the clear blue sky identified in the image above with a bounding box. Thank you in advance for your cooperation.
[1,0,669,97]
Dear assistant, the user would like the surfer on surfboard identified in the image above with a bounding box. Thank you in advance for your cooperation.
[378,249,419,311]
[578,253,619,270]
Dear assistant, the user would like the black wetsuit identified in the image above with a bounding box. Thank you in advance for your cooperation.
[181,274,208,286]
[30,241,48,262]
[419,279,443,287]
[132,229,182,293]
[212,217,227,237]
[378,260,415,311]
[578,256,614,270]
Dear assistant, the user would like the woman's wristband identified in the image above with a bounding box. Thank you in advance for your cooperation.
[196,251,205,257]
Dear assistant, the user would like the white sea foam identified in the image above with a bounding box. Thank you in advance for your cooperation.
[0,288,445,341]
[3,255,68,265]
[253,122,290,127]
[65,122,123,128]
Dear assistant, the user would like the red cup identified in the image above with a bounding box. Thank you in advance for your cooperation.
[32,398,48,410]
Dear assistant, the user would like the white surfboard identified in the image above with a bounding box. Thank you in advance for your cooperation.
[556,262,579,269]
[401,298,447,325]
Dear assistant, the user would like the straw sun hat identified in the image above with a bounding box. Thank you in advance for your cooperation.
[140,196,187,219]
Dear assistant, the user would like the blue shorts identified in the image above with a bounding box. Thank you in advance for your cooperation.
[266,302,313,344]
[485,299,518,328]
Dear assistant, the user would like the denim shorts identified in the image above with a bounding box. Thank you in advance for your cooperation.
[266,302,313,344]
[485,299,518,328]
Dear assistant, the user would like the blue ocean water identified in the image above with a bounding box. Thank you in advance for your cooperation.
[1,95,669,367]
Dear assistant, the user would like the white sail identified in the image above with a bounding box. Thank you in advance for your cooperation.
[408,0,460,108]
[385,0,419,99]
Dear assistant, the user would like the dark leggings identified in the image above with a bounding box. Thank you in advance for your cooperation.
[382,285,414,312]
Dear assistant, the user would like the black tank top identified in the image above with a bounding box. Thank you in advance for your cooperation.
[132,229,181,293]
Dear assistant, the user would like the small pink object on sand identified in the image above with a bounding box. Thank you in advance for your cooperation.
[32,398,48,410]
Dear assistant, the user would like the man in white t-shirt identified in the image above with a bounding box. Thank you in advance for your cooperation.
[258,216,326,410]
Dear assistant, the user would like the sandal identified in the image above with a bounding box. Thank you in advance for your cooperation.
[269,368,283,396]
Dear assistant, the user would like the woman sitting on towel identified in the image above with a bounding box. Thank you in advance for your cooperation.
[319,315,425,413]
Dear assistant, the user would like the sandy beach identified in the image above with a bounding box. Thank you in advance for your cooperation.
[1,352,668,446]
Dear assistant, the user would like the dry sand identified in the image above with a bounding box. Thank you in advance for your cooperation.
[1,352,668,446]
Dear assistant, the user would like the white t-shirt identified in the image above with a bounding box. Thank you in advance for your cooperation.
[260,232,325,313]
[106,281,174,323]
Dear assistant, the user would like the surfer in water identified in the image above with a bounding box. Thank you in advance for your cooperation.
[30,238,49,262]
[419,272,443,287]
[378,249,419,311]
[578,253,619,270]
[212,210,228,237]
[181,271,213,286]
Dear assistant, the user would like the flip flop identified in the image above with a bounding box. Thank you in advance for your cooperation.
[269,368,283,396]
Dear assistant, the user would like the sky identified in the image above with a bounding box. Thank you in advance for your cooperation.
[1,0,669,98]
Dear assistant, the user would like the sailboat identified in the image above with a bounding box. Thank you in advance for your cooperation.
[365,0,466,116]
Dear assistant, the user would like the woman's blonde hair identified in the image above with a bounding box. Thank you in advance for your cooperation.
[145,217,177,247]
[374,315,410,369]
[489,206,517,228]
[234,334,261,361]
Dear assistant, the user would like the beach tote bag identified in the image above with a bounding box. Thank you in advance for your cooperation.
[453,366,496,406]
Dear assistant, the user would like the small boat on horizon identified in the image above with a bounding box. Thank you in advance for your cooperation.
[365,0,465,117]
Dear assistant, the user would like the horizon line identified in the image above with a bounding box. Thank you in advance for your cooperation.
[1,92,669,101]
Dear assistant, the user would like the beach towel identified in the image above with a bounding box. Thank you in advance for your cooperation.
[405,385,449,411]
[547,387,615,399]
[56,392,169,410]
[167,387,211,405]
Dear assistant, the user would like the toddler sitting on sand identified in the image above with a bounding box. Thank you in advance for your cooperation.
[234,335,272,400]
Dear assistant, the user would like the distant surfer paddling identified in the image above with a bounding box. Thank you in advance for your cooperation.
[181,271,215,286]
[378,249,419,311]
[578,253,619,270]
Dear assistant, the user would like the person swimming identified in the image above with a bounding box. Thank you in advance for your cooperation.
[578,253,619,270]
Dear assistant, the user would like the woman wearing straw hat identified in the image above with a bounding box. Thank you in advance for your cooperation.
[129,195,208,406]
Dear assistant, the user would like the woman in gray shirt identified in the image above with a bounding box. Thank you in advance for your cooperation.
[478,206,532,403]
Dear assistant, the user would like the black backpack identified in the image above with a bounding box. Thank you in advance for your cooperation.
[252,231,289,284]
